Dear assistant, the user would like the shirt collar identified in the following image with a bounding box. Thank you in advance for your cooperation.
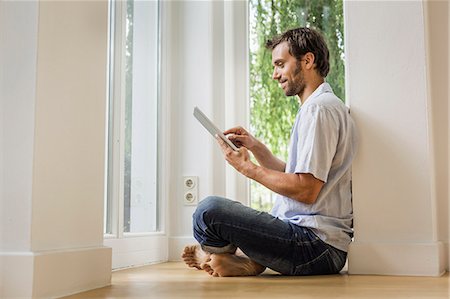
[301,82,333,106]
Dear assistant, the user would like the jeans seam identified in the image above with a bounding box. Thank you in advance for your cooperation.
[213,221,294,244]
[296,248,330,269]
[295,238,322,245]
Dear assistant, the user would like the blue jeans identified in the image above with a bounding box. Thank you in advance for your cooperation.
[193,196,347,276]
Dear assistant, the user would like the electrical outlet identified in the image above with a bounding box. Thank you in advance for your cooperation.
[183,176,198,205]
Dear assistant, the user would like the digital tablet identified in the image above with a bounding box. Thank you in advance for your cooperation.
[193,106,239,151]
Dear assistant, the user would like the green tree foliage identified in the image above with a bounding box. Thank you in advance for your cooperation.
[249,0,345,210]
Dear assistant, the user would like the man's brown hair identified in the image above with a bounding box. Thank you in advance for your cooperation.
[266,27,330,77]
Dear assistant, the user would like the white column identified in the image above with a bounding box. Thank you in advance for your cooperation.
[167,0,221,260]
[167,0,250,260]
[223,0,250,204]
[0,1,111,297]
[423,0,449,271]
[344,0,445,276]
[0,2,38,296]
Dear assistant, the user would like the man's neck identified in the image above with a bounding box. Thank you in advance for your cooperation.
[298,77,325,105]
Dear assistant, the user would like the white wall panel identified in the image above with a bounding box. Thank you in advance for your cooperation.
[0,0,38,252]
[345,0,445,275]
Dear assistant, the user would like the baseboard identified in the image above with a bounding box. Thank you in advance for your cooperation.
[168,236,196,261]
[0,246,111,298]
[0,252,35,298]
[104,235,168,270]
[348,241,445,276]
[444,241,449,272]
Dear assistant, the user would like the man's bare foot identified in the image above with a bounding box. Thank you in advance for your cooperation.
[182,245,211,270]
[203,252,266,277]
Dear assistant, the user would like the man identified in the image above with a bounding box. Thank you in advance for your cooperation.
[182,27,357,277]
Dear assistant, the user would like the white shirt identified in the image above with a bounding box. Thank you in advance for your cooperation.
[270,82,357,252]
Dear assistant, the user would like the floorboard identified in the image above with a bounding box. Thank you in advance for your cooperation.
[63,262,449,299]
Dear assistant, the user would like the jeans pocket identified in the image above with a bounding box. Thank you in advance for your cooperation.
[293,248,338,276]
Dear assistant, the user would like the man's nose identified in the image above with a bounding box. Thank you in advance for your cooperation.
[272,69,281,80]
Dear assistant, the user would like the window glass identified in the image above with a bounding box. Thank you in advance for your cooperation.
[105,0,159,234]
[123,0,159,233]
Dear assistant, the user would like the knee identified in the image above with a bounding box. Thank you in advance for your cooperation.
[193,196,232,223]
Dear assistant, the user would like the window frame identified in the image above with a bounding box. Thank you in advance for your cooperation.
[104,0,168,269]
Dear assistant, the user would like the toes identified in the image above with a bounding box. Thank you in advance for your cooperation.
[182,246,196,258]
[183,244,209,271]
[199,257,211,269]
[181,247,191,258]
[183,245,195,254]
[203,264,214,276]
[187,263,201,269]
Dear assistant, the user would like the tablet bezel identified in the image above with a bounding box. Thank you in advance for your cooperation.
[193,107,239,151]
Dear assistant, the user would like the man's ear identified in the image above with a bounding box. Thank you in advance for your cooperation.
[303,52,315,70]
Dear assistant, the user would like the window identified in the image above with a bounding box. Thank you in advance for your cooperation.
[248,0,346,211]
[105,0,165,269]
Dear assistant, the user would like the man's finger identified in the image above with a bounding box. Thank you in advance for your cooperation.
[227,134,245,142]
[223,126,244,135]
[215,135,232,154]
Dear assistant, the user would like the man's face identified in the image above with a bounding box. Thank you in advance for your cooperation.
[271,41,305,97]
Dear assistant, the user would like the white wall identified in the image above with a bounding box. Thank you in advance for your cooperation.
[0,0,37,254]
[165,0,221,257]
[0,1,111,297]
[168,0,216,239]
[0,2,38,296]
[424,0,449,269]
[345,0,446,276]
[31,0,108,251]
[166,0,249,259]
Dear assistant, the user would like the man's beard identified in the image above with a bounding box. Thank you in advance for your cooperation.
[284,61,305,97]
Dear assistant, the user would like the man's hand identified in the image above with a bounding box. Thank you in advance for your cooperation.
[224,126,286,172]
[215,134,323,205]
[223,126,259,151]
[215,134,256,177]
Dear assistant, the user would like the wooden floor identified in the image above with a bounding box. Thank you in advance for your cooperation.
[64,262,449,299]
